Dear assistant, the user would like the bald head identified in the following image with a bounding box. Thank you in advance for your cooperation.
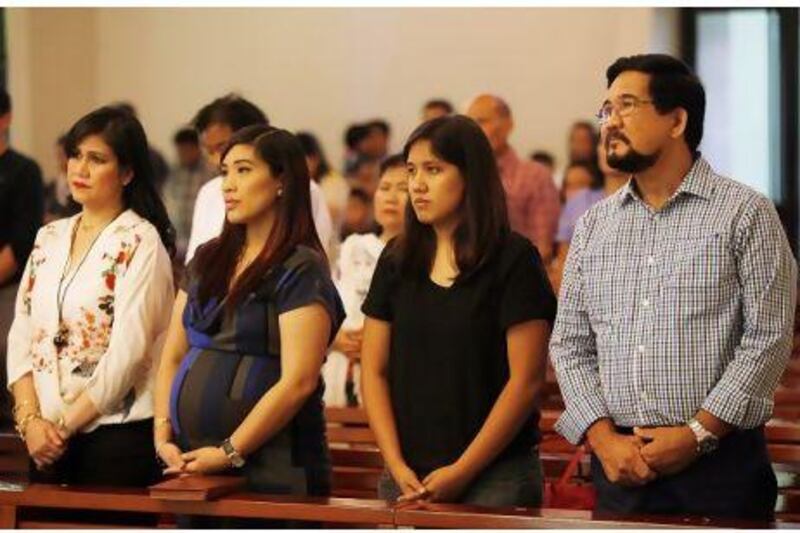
[466,94,514,155]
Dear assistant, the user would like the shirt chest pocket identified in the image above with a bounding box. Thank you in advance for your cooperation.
[580,250,625,343]
[663,232,737,290]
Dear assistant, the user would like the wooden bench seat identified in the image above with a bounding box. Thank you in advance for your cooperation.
[0,484,395,528]
[1,482,797,529]
[392,501,798,529]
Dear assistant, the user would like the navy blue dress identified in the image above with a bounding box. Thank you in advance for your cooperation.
[171,245,345,497]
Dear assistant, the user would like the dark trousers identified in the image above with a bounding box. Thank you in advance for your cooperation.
[591,426,777,521]
[378,449,543,508]
[28,418,160,526]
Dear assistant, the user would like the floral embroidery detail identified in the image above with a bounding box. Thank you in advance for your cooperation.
[22,245,46,316]
[30,328,53,374]
[26,221,150,407]
[100,234,142,303]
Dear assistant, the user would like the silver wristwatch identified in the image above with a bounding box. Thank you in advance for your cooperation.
[688,419,719,455]
[220,438,245,468]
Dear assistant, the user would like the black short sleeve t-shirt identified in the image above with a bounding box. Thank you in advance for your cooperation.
[362,232,557,475]
[0,149,44,286]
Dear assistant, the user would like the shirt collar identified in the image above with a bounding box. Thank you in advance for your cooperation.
[616,155,715,209]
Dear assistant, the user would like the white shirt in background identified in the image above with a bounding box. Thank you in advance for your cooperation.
[322,232,385,407]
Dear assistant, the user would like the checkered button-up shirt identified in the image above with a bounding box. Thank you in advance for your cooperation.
[551,157,798,445]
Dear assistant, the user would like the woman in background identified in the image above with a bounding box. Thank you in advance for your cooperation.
[323,154,408,407]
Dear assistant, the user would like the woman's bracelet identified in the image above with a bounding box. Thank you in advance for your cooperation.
[15,413,41,441]
[12,399,37,417]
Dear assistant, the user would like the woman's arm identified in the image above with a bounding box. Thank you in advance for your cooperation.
[62,232,175,434]
[11,374,65,467]
[422,319,551,502]
[177,303,333,474]
[152,291,189,468]
[361,316,425,499]
[5,233,65,467]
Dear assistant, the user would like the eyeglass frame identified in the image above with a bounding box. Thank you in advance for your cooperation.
[595,95,655,125]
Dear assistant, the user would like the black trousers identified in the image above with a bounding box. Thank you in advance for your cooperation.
[591,426,777,521]
[28,418,160,526]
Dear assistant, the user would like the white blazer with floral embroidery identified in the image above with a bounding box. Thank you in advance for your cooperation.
[6,209,174,432]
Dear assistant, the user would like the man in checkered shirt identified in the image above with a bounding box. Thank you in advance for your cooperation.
[551,54,797,521]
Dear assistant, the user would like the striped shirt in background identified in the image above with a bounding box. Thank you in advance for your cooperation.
[497,147,560,259]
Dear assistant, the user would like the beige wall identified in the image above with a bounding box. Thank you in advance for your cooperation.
[8,8,97,181]
[8,7,679,179]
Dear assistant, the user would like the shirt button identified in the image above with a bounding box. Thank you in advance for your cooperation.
[642,298,650,307]
[62,391,77,404]
[641,391,649,401]
[647,256,655,266]
[637,345,646,354]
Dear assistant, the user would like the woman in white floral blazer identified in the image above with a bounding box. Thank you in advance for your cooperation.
[6,106,175,492]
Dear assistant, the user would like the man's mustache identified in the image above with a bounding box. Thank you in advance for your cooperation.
[605,131,630,148]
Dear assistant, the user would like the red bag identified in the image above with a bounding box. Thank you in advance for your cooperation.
[542,445,596,510]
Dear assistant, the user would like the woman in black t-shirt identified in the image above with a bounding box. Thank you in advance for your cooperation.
[361,115,557,507]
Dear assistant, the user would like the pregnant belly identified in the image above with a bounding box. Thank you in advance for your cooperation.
[170,348,280,449]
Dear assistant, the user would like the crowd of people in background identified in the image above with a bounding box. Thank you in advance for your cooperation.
[34,94,619,281]
[38,93,612,288]
[0,52,797,525]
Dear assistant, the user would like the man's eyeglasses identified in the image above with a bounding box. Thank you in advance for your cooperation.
[596,96,654,125]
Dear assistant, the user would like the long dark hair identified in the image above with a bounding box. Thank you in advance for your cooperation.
[65,105,176,257]
[394,115,509,280]
[194,124,325,309]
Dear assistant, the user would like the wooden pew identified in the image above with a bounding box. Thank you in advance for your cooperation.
[0,483,394,529]
[392,501,799,529]
[325,408,382,498]
[766,420,800,520]
[2,482,797,529]
[0,432,27,484]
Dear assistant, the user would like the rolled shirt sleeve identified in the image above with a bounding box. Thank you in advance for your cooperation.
[550,215,610,444]
[701,194,798,427]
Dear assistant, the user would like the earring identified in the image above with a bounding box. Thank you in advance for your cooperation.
[277,188,283,197]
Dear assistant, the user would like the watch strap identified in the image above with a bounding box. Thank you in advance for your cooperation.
[220,438,245,468]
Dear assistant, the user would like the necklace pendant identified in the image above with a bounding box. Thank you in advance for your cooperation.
[53,325,69,352]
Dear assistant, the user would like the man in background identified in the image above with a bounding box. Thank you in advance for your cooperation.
[467,93,560,262]
[0,88,44,423]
